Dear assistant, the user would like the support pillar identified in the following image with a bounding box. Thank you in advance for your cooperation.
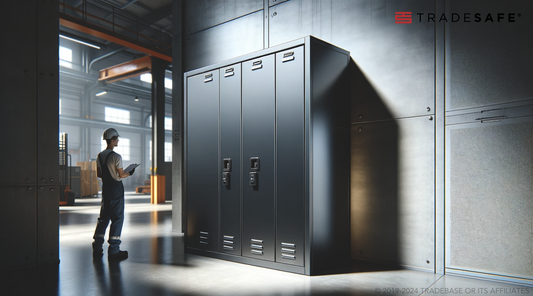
[151,57,167,204]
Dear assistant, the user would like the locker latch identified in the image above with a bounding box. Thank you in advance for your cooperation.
[204,73,213,83]
[250,157,260,171]
[223,158,232,172]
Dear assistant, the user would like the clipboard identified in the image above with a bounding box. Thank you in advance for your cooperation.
[124,163,140,173]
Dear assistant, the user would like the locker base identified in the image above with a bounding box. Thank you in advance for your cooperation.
[186,247,306,275]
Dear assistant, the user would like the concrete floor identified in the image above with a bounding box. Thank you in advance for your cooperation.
[3,193,531,296]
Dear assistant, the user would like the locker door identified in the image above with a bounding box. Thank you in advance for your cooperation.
[242,54,276,261]
[219,64,242,255]
[275,46,305,266]
[186,70,220,251]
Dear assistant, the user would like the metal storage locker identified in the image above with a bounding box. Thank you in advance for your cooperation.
[219,64,242,255]
[184,36,350,275]
[242,54,276,261]
[186,70,220,252]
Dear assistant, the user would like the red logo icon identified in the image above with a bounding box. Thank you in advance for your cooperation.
[395,12,412,24]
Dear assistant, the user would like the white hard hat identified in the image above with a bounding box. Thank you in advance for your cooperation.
[103,128,120,140]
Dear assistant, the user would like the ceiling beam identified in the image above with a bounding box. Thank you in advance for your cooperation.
[60,13,172,62]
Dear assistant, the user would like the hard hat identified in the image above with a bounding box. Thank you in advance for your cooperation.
[103,128,120,140]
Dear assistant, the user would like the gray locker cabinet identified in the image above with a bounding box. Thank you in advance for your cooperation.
[186,70,220,252]
[219,64,242,255]
[184,36,350,275]
[242,54,276,262]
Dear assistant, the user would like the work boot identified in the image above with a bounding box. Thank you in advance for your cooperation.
[92,249,103,258]
[108,250,128,261]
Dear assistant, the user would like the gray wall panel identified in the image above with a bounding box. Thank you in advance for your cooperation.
[184,0,263,35]
[329,0,435,122]
[269,0,332,47]
[351,116,434,270]
[446,118,533,278]
[446,0,533,110]
[184,10,263,71]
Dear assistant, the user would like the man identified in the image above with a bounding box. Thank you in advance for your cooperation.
[92,128,135,261]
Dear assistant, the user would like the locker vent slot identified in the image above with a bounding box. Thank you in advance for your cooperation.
[199,231,209,245]
[281,242,296,260]
[224,68,235,77]
[281,254,296,260]
[251,244,263,250]
[251,60,263,70]
[204,73,213,83]
[281,242,295,248]
[282,51,295,62]
[223,234,234,251]
[251,238,264,255]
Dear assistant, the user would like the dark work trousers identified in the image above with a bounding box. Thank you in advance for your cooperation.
[92,151,125,254]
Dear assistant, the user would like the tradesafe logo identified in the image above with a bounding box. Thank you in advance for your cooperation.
[395,11,522,23]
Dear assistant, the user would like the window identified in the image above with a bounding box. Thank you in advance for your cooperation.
[140,73,173,89]
[140,73,152,83]
[105,107,130,124]
[147,116,172,130]
[101,138,130,161]
[148,141,172,162]
[59,46,72,68]
[165,78,172,89]
[165,142,172,162]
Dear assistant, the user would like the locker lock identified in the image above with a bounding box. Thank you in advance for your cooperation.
[249,172,258,187]
[222,172,230,186]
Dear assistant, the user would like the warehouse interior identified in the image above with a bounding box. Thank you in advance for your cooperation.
[1,0,532,295]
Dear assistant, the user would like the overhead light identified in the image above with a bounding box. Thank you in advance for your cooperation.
[96,91,107,96]
[134,96,139,102]
[59,34,101,49]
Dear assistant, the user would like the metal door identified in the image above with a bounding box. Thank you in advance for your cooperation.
[242,54,276,261]
[275,46,305,266]
[219,64,242,255]
[186,70,220,251]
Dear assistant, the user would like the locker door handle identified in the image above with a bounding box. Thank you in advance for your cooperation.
[204,73,213,83]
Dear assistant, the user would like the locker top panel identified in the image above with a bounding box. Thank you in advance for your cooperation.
[183,36,349,79]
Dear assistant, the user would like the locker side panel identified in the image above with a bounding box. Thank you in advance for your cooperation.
[275,46,305,266]
[219,64,242,255]
[309,39,351,273]
[242,54,276,261]
[3,187,37,270]
[186,71,220,251]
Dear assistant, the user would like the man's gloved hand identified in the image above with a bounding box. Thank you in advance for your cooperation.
[129,168,135,175]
